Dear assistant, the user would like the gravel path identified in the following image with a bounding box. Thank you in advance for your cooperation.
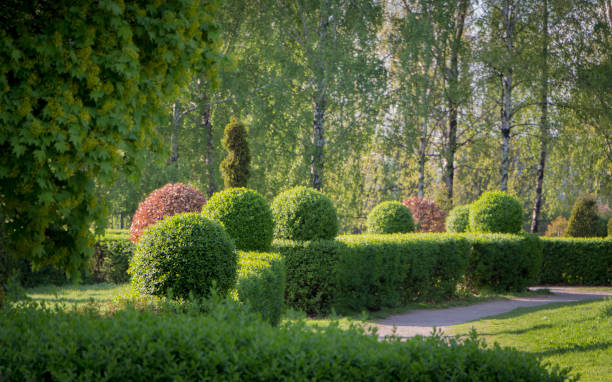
[373,287,612,339]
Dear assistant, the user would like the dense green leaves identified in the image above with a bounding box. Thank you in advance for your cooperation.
[446,204,470,233]
[566,194,603,237]
[220,118,250,188]
[469,191,524,234]
[366,201,415,234]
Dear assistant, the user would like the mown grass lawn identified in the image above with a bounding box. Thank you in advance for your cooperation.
[449,298,612,382]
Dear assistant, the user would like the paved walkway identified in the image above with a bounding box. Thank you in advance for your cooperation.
[373,287,612,339]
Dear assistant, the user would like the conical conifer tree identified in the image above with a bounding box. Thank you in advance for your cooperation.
[565,194,600,237]
[220,118,250,188]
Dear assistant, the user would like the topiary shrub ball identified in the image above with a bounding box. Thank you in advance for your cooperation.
[129,183,206,242]
[203,188,274,251]
[565,194,602,237]
[366,201,414,234]
[271,186,338,241]
[445,204,470,233]
[129,213,237,299]
[469,191,523,233]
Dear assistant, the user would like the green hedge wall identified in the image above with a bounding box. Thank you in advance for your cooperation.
[540,238,612,285]
[236,251,285,325]
[272,234,471,315]
[0,303,570,381]
[92,237,135,284]
[465,233,543,292]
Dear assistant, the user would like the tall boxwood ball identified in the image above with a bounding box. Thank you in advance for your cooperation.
[129,213,237,299]
[366,201,414,234]
[271,186,338,241]
[469,191,524,233]
[446,204,471,233]
[203,188,274,251]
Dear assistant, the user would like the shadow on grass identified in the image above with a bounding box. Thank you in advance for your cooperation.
[534,342,611,357]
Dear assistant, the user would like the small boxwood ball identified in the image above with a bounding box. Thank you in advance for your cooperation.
[203,188,274,251]
[129,213,237,299]
[445,204,471,233]
[469,191,523,233]
[271,186,338,241]
[366,201,414,234]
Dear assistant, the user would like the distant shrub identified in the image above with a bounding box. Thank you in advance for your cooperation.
[445,204,470,233]
[609,217,612,237]
[402,197,446,232]
[203,188,274,251]
[565,195,601,237]
[95,238,135,284]
[129,183,206,242]
[271,186,338,241]
[237,251,285,326]
[469,191,523,233]
[540,237,612,285]
[597,216,609,237]
[220,118,250,188]
[545,216,569,237]
[366,201,414,234]
[465,233,542,292]
[129,213,237,299]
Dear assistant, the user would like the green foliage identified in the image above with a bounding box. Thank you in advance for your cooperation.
[366,201,414,234]
[465,233,543,292]
[540,237,612,285]
[0,1,222,280]
[0,302,570,381]
[609,216,612,237]
[272,234,471,315]
[566,195,602,237]
[545,216,569,237]
[469,191,524,233]
[597,215,609,237]
[445,204,471,233]
[220,118,250,188]
[271,186,338,241]
[95,238,135,284]
[129,213,237,299]
[237,251,285,326]
[203,188,274,251]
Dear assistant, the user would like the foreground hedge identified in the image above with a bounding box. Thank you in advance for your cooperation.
[540,237,612,285]
[0,303,572,381]
[273,234,471,315]
[465,233,542,292]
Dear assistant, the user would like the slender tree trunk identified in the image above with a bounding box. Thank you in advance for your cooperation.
[169,101,181,182]
[530,0,549,233]
[417,119,427,198]
[443,0,468,207]
[311,2,329,191]
[200,93,217,196]
[500,0,515,192]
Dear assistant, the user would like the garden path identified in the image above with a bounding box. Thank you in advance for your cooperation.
[373,287,612,339]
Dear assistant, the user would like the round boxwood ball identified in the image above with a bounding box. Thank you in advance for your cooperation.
[469,191,523,233]
[202,187,274,251]
[366,201,414,234]
[271,186,338,241]
[445,204,471,233]
[129,213,237,299]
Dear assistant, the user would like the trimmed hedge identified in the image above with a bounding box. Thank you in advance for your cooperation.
[465,233,543,292]
[0,303,570,381]
[366,201,414,234]
[469,191,523,234]
[446,204,470,233]
[129,213,237,299]
[540,237,612,285]
[273,234,471,315]
[271,186,338,241]
[236,251,285,326]
[203,188,274,251]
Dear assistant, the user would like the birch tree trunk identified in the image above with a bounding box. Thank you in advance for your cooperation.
[199,92,217,197]
[500,0,515,192]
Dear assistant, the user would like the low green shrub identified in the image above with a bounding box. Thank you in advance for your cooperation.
[129,213,237,299]
[12,259,69,288]
[95,238,135,284]
[465,233,543,292]
[272,234,471,315]
[565,194,601,237]
[469,191,523,233]
[0,302,572,381]
[203,188,274,251]
[445,204,470,233]
[271,186,338,241]
[236,251,285,326]
[540,237,612,285]
[366,201,414,234]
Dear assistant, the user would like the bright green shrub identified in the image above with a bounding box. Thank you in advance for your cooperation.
[220,118,251,188]
[129,213,237,299]
[237,251,285,326]
[271,186,338,241]
[445,204,470,233]
[95,238,135,284]
[540,238,612,285]
[0,303,570,381]
[565,194,601,237]
[465,233,543,292]
[272,234,471,315]
[366,201,414,234]
[469,191,523,233]
[203,188,274,251]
